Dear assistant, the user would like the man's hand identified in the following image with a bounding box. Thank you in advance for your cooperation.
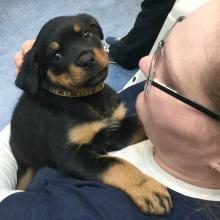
[14,39,35,74]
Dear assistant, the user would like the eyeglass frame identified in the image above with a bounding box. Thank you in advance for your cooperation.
[144,16,220,121]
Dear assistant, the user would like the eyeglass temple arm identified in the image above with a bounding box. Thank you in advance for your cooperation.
[152,80,220,121]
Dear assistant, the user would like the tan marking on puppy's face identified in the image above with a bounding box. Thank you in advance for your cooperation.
[68,64,86,80]
[68,64,88,86]
[49,41,60,50]
[47,70,73,88]
[73,24,82,33]
[17,167,35,190]
[68,120,109,144]
[111,103,127,121]
[101,158,172,215]
[92,48,108,68]
[47,65,87,88]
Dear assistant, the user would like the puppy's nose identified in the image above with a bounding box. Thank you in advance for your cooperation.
[76,52,97,68]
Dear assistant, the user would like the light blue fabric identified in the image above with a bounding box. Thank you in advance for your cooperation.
[0,0,141,131]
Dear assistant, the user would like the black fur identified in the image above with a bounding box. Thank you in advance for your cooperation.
[10,14,143,184]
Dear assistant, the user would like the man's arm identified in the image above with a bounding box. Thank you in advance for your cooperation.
[0,124,22,202]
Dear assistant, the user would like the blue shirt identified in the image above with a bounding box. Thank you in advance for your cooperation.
[0,167,217,220]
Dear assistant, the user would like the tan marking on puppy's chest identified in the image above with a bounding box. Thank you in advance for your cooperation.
[68,120,109,144]
[111,103,127,121]
[68,103,127,145]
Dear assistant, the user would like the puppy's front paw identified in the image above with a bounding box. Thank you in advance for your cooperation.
[128,176,172,215]
[102,159,172,215]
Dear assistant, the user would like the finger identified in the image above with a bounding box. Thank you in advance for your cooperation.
[21,39,35,55]
[15,67,19,75]
[14,51,24,69]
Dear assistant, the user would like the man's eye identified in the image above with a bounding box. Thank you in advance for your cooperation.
[83,31,93,38]
[51,53,62,63]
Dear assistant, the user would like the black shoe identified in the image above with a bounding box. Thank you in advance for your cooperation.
[103,36,138,70]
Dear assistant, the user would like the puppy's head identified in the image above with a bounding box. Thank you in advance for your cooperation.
[16,14,108,95]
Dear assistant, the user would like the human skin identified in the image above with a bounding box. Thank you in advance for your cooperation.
[136,0,220,188]
[14,39,35,74]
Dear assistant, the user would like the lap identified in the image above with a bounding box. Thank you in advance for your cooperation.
[0,167,213,220]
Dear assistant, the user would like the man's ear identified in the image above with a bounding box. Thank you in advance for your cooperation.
[15,49,39,95]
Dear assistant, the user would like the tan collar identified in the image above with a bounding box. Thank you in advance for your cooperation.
[48,83,105,97]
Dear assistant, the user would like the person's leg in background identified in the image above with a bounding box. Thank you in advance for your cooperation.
[106,0,176,70]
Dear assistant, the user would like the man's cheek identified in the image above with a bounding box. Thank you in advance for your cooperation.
[136,91,147,121]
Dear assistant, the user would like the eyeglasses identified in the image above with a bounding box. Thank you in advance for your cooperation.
[145,16,220,121]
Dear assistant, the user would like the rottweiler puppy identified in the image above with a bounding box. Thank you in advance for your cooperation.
[10,14,172,215]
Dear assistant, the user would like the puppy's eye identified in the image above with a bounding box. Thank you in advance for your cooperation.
[51,53,62,63]
[83,31,93,38]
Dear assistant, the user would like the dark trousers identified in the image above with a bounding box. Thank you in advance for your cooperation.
[109,0,176,69]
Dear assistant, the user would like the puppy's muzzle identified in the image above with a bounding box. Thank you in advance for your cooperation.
[76,51,97,68]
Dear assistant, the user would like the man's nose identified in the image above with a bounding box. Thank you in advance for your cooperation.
[76,51,97,68]
[139,55,152,77]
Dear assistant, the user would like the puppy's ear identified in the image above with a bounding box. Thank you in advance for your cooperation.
[15,49,39,95]
[90,18,104,40]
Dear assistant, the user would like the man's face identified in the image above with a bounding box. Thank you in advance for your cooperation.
[136,0,220,150]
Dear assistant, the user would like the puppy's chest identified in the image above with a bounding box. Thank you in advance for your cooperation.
[67,101,127,146]
[87,102,117,118]
[47,96,122,122]
[88,100,127,122]
[76,92,121,119]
